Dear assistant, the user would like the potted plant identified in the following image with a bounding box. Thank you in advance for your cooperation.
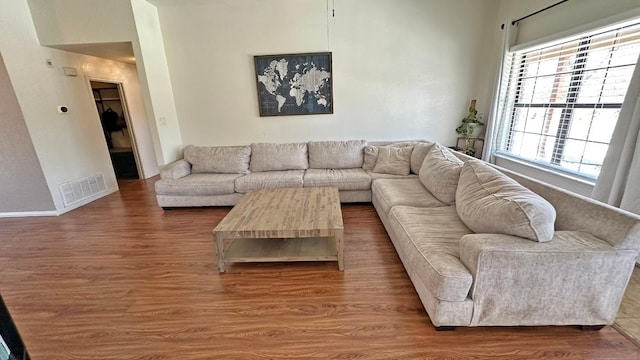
[455,99,484,156]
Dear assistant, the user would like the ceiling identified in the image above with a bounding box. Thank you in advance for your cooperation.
[50,42,136,64]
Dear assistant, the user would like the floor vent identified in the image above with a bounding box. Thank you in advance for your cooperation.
[59,173,107,207]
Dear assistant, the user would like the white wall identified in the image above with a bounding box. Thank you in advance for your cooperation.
[0,0,115,211]
[27,0,137,45]
[0,53,55,213]
[512,0,640,46]
[131,0,183,164]
[0,0,161,213]
[27,0,183,166]
[156,0,499,146]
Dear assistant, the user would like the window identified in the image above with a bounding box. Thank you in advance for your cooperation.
[495,20,640,179]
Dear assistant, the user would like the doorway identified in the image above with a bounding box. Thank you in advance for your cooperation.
[90,80,141,179]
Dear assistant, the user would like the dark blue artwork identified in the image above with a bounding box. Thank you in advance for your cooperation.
[254,52,333,116]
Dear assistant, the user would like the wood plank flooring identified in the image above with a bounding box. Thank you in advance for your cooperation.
[0,178,639,359]
[616,266,640,347]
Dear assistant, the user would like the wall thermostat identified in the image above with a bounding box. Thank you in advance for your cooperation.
[63,66,78,76]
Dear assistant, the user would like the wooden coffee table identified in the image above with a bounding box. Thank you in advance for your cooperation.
[213,187,344,272]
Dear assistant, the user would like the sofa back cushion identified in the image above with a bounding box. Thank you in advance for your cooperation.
[364,144,416,172]
[456,159,556,242]
[363,141,434,173]
[308,140,366,169]
[249,142,308,172]
[372,146,413,176]
[419,144,464,205]
[184,145,251,174]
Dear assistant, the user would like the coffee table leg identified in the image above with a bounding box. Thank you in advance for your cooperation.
[215,232,226,273]
[334,230,344,271]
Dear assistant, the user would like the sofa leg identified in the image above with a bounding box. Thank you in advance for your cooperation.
[434,326,457,331]
[580,325,605,331]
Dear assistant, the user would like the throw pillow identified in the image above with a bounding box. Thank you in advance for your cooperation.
[410,142,435,174]
[456,160,556,242]
[362,146,379,171]
[372,146,413,175]
[419,144,464,205]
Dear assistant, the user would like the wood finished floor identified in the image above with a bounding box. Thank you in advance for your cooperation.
[1,178,639,359]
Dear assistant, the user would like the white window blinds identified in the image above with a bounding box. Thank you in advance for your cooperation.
[494,20,640,179]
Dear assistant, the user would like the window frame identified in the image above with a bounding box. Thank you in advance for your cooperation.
[495,21,640,181]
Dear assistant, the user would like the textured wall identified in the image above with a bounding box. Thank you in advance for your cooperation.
[155,0,499,147]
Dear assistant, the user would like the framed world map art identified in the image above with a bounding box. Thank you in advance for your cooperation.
[254,52,333,116]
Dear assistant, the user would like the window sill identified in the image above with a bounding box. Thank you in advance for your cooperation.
[493,153,596,197]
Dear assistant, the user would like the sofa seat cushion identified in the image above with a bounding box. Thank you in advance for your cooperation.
[184,145,251,174]
[303,168,371,191]
[155,173,242,196]
[367,171,418,181]
[308,140,366,169]
[456,160,556,242]
[249,142,308,172]
[235,170,304,193]
[372,178,446,215]
[388,206,473,302]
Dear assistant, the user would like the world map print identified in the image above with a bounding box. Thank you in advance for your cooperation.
[254,52,333,116]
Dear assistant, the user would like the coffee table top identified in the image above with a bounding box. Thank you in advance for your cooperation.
[213,187,343,239]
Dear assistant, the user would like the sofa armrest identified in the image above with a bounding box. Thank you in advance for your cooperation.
[160,159,191,179]
[458,232,637,326]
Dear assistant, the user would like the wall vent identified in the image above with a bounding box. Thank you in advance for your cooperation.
[59,173,107,207]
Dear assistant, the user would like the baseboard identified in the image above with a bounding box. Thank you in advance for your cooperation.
[57,188,118,215]
[0,210,58,218]
[0,188,118,218]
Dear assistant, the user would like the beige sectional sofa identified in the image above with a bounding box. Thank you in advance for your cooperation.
[156,140,373,206]
[154,140,640,329]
